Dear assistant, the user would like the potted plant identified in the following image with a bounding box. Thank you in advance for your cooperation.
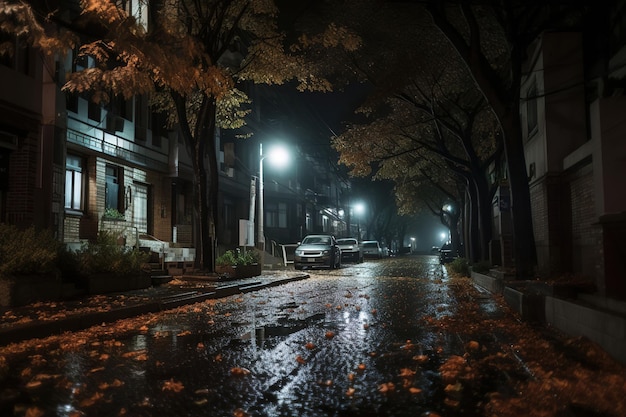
[102,208,125,221]
[74,231,150,294]
[215,249,261,279]
[215,250,238,277]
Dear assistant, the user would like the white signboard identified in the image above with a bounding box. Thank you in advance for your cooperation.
[239,219,254,247]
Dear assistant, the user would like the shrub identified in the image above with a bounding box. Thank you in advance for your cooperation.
[472,260,491,274]
[103,208,125,220]
[216,249,260,267]
[236,250,260,266]
[449,257,470,277]
[0,225,61,276]
[76,231,149,277]
[216,250,238,267]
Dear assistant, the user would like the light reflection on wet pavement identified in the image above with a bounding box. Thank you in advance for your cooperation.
[2,255,504,416]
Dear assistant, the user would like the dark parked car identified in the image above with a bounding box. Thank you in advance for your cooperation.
[336,238,364,263]
[294,234,342,270]
[439,243,456,264]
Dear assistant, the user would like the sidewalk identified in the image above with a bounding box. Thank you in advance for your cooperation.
[0,270,309,346]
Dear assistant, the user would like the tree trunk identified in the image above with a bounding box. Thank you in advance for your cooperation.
[427,3,537,278]
[472,173,493,263]
[465,181,479,262]
[500,112,537,278]
[180,95,218,273]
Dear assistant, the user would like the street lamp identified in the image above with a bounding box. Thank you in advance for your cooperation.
[353,202,365,240]
[256,143,289,254]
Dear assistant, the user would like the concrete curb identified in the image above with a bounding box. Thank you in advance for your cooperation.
[0,274,309,346]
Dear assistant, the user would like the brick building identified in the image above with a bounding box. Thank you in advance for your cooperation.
[0,4,355,271]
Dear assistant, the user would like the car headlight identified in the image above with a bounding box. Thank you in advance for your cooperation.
[322,250,330,255]
[295,250,303,256]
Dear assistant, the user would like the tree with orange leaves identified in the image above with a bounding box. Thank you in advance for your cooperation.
[0,0,360,270]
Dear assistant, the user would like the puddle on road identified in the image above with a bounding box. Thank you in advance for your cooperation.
[238,313,326,348]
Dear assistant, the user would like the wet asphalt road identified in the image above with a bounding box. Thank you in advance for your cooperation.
[1,255,505,417]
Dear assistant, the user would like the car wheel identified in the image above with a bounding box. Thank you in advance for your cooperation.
[295,264,303,270]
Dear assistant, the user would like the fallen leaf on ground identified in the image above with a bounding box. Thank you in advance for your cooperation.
[162,379,184,392]
[413,354,429,363]
[231,367,251,376]
[378,382,395,393]
[79,391,104,407]
[25,407,44,417]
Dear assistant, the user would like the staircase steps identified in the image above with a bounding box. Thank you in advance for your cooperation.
[146,262,173,286]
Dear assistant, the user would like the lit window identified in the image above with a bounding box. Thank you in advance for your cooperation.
[65,155,84,211]
[105,164,123,212]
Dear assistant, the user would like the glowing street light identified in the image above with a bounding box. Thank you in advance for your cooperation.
[254,143,290,253]
[353,202,365,240]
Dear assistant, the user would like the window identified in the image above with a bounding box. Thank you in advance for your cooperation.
[223,199,235,231]
[322,215,329,232]
[65,155,84,211]
[88,98,101,122]
[526,78,538,138]
[151,111,166,148]
[265,202,287,228]
[111,95,132,120]
[135,95,147,141]
[117,0,149,30]
[105,164,124,212]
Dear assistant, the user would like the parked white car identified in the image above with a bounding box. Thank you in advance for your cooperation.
[293,234,342,270]
[336,238,364,263]
[361,240,383,259]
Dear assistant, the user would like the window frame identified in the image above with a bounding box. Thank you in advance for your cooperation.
[65,155,85,213]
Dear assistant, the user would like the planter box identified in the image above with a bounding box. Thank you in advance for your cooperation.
[87,273,151,294]
[215,264,261,279]
[0,274,63,307]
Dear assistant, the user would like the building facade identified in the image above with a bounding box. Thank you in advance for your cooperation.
[506,4,626,300]
[0,7,355,270]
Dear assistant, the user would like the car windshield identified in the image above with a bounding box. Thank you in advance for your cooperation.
[302,236,330,245]
[337,239,357,245]
[363,242,377,248]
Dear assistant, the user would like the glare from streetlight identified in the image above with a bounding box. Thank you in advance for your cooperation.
[440,232,447,241]
[353,202,365,216]
[265,145,290,168]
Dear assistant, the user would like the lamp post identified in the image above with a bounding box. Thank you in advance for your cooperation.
[254,143,289,256]
[353,202,365,240]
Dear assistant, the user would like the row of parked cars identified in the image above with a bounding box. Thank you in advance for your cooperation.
[293,234,388,270]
